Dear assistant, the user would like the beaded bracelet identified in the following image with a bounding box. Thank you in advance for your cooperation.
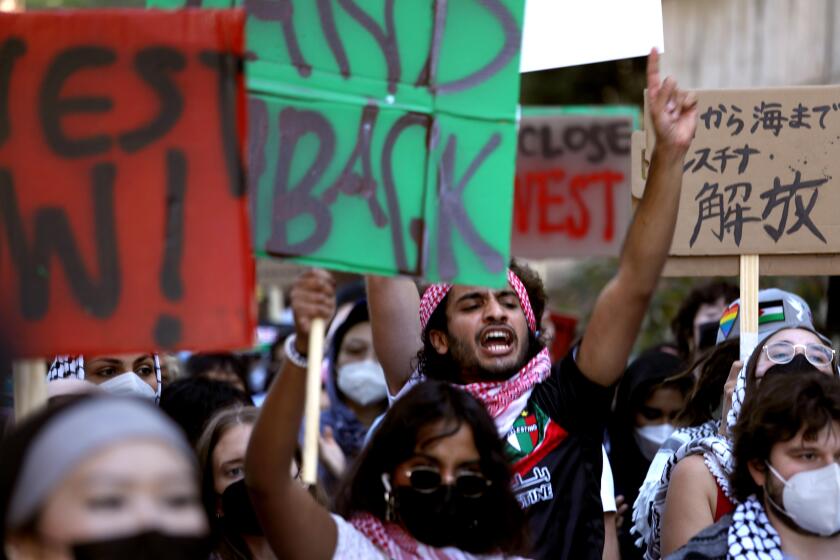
[283,334,308,369]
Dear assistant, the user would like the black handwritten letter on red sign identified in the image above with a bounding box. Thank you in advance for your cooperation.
[0,10,254,358]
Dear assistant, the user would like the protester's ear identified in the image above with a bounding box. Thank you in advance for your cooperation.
[747,458,768,487]
[428,330,449,355]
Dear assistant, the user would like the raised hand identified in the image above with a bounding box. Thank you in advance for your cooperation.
[647,48,697,153]
[290,269,336,355]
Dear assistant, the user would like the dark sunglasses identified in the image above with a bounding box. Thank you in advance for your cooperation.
[403,466,491,498]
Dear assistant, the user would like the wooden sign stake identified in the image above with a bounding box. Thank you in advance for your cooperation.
[739,254,760,361]
[13,359,47,422]
[301,317,326,486]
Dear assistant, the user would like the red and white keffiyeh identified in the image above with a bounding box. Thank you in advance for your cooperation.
[417,268,550,421]
[350,513,507,560]
[350,513,426,559]
[419,270,537,333]
[461,347,552,418]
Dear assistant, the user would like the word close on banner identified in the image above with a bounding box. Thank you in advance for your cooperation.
[0,10,255,358]
[512,106,637,259]
[150,0,526,287]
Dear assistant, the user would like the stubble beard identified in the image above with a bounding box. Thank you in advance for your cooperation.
[446,331,530,383]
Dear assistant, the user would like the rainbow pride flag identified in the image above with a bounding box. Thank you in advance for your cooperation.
[719,303,739,339]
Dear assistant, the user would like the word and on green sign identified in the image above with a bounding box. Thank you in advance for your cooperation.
[149,0,525,286]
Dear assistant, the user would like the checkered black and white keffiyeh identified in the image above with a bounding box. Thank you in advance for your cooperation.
[641,428,735,560]
[632,420,719,549]
[47,354,163,403]
[727,495,783,560]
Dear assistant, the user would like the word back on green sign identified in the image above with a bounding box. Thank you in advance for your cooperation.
[149,0,525,287]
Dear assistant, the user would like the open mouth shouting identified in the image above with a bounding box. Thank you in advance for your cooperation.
[478,325,517,357]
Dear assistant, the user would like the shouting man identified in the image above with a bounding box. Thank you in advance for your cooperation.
[367,50,697,560]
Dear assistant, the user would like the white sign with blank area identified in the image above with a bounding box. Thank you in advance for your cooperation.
[519,0,665,73]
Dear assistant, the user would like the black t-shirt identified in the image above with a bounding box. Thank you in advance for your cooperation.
[503,351,613,560]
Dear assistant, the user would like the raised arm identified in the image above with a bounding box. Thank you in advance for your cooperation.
[577,49,697,387]
[245,269,338,560]
[365,275,423,394]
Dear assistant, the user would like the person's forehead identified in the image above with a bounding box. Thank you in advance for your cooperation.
[214,424,252,464]
[76,439,191,482]
[447,283,515,301]
[766,327,822,346]
[342,321,372,342]
[778,421,840,452]
[695,300,726,318]
[414,421,475,453]
[88,353,152,365]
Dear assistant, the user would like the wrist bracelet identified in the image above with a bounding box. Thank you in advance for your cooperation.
[284,334,308,369]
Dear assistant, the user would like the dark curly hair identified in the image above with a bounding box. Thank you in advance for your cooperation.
[414,261,547,383]
[334,380,528,554]
[730,370,840,502]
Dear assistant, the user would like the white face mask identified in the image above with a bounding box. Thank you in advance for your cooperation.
[99,372,157,401]
[767,461,840,536]
[633,423,675,461]
[336,360,388,406]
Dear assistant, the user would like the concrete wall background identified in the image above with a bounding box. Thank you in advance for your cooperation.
[661,0,840,88]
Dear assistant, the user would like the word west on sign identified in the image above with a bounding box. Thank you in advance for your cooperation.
[0,11,254,358]
[149,0,526,288]
[512,107,637,259]
[640,86,840,257]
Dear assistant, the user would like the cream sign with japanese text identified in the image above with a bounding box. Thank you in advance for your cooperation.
[642,86,840,256]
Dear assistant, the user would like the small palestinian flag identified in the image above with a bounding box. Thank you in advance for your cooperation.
[719,302,739,339]
[759,300,785,325]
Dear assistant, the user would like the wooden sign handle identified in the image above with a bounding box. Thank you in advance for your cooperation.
[301,317,326,486]
[13,359,47,422]
[739,254,760,361]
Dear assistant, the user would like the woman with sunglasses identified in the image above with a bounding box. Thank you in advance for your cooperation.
[659,324,837,557]
[245,269,528,559]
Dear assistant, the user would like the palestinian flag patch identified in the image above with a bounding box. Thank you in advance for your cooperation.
[719,302,739,339]
[505,405,549,460]
[759,300,785,325]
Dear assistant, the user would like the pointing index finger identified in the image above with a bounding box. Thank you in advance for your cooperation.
[646,47,660,96]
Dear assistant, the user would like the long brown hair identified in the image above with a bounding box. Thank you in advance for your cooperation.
[195,406,260,560]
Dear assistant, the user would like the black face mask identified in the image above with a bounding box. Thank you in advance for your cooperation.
[697,321,719,352]
[72,530,211,560]
[394,486,489,553]
[220,478,264,536]
[763,353,819,378]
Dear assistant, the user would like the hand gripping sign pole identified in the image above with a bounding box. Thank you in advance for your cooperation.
[739,255,759,362]
[301,317,326,487]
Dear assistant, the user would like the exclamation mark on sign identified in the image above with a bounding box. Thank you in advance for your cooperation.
[155,149,186,348]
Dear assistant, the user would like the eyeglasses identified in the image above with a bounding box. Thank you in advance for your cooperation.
[763,341,836,368]
[403,466,491,498]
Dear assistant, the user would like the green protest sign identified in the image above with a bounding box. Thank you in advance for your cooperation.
[148,0,524,286]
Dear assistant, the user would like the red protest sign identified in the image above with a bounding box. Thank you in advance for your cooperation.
[511,107,637,259]
[0,10,254,358]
